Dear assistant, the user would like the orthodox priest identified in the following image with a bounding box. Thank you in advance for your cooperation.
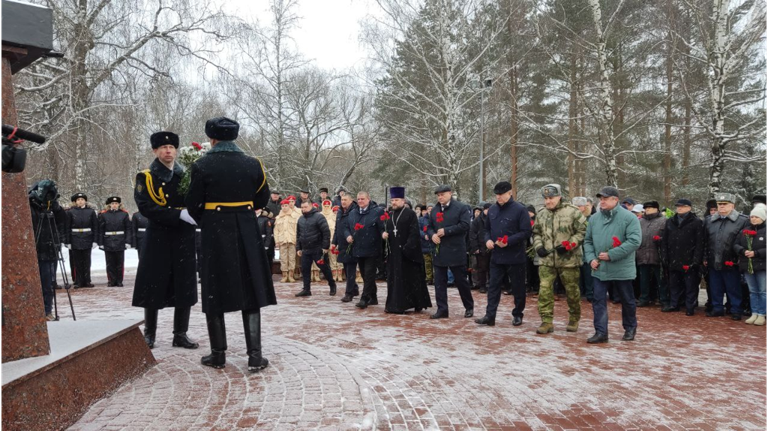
[383,187,432,314]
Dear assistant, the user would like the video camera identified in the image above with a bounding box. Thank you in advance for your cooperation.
[2,124,47,173]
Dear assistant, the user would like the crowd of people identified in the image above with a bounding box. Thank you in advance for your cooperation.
[29,116,766,371]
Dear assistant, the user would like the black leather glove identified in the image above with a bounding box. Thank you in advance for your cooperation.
[555,245,568,255]
[536,247,549,258]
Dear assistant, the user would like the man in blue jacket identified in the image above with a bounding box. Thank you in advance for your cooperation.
[427,185,474,319]
[475,181,532,327]
[344,191,385,309]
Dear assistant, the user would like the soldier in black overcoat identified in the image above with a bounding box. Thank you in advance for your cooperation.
[98,196,132,287]
[131,210,149,258]
[66,192,98,288]
[132,131,199,350]
[186,117,276,372]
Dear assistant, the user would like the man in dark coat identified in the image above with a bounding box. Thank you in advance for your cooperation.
[426,185,474,319]
[295,200,337,297]
[332,186,346,208]
[266,191,282,217]
[660,199,704,315]
[131,210,149,258]
[469,202,491,293]
[296,189,313,208]
[475,181,532,327]
[66,192,98,288]
[98,196,132,287]
[29,180,67,320]
[257,207,275,264]
[344,191,385,309]
[132,131,199,350]
[383,187,432,314]
[332,192,359,302]
[186,117,276,372]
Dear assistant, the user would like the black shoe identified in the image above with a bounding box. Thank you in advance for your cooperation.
[611,300,621,304]
[622,328,636,341]
[661,306,679,312]
[430,311,449,319]
[502,290,512,295]
[201,351,226,369]
[341,294,353,303]
[295,289,312,297]
[470,285,480,291]
[464,309,474,318]
[143,333,155,349]
[369,297,379,305]
[706,310,725,317]
[587,333,609,344]
[479,288,487,294]
[84,283,95,288]
[637,301,650,307]
[329,285,337,296]
[731,313,742,321]
[172,334,199,349]
[356,298,369,309]
[512,316,523,326]
[143,308,158,349]
[685,310,694,316]
[475,316,495,326]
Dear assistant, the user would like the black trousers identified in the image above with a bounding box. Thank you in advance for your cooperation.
[434,264,474,314]
[526,256,539,293]
[343,262,359,295]
[473,253,490,289]
[39,260,56,315]
[300,249,334,291]
[669,269,699,312]
[486,262,526,320]
[70,248,92,286]
[105,251,125,285]
[357,256,379,301]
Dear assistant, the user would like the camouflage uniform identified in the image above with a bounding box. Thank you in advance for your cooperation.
[532,200,587,325]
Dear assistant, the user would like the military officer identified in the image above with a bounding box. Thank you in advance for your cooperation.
[65,192,98,288]
[98,196,132,287]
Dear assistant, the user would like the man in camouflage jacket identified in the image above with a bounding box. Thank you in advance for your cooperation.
[532,184,587,334]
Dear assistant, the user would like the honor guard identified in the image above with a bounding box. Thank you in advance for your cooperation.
[98,196,132,287]
[65,192,98,288]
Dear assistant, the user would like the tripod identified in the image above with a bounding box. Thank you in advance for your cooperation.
[34,207,76,321]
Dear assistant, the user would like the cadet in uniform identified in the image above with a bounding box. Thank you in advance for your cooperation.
[186,117,276,372]
[98,196,132,287]
[132,131,199,350]
[65,192,98,288]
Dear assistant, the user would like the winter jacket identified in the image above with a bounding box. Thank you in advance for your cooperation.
[583,205,642,281]
[332,202,358,263]
[98,209,132,252]
[265,198,282,218]
[660,212,704,272]
[257,214,275,253]
[705,210,750,271]
[30,198,67,261]
[636,212,666,266]
[469,213,489,255]
[426,199,472,267]
[532,201,586,268]
[483,198,532,265]
[343,204,385,258]
[66,205,99,250]
[733,222,766,273]
[296,208,331,252]
[273,210,298,244]
[419,215,433,254]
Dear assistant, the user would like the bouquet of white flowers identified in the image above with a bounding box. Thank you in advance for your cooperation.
[178,142,210,195]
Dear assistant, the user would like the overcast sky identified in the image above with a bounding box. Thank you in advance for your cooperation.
[223,0,375,71]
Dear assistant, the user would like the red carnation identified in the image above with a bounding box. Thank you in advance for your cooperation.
[317,259,325,265]
[653,235,661,241]
[744,229,757,236]
[683,265,690,271]
[380,212,390,221]
[530,220,535,227]
[724,261,735,267]
[191,141,202,150]
[501,235,508,244]
[436,212,444,223]
[612,236,622,248]
[354,223,364,231]
[423,226,427,232]
[571,242,577,249]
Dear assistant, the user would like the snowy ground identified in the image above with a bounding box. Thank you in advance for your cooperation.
[55,267,767,430]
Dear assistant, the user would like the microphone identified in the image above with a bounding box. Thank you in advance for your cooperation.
[2,125,46,144]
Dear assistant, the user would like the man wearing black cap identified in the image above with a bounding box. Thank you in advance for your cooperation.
[266,190,282,217]
[65,192,98,288]
[636,201,668,308]
[383,187,432,313]
[296,189,313,208]
[318,187,330,204]
[98,196,132,287]
[186,117,276,372]
[660,199,704,315]
[426,185,474,319]
[475,181,532,327]
[469,202,492,293]
[621,198,636,211]
[132,131,199,350]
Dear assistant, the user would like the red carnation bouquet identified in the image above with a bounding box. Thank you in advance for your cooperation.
[496,235,509,246]
[652,235,661,242]
[594,237,622,273]
[562,240,578,251]
[744,229,758,274]
[346,222,365,255]
[178,141,210,195]
[434,212,445,255]
[381,212,392,255]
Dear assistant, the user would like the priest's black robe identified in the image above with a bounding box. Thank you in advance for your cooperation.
[384,207,433,313]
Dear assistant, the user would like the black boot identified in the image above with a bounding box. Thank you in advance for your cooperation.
[243,310,269,372]
[201,313,227,369]
[172,306,199,349]
[329,282,337,296]
[143,308,158,349]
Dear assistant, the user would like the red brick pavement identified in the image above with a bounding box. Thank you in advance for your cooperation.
[60,272,766,430]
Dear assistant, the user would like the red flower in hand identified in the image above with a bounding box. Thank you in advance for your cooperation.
[380,212,390,221]
[436,212,444,223]
[501,235,508,244]
[724,261,735,267]
[744,229,757,236]
[317,259,325,265]
[612,236,622,248]
[683,265,690,271]
[354,223,364,231]
[653,235,661,241]
[423,226,427,232]
[191,141,202,150]
[570,242,577,249]
[530,220,535,227]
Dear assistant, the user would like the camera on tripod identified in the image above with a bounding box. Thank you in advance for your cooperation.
[2,124,47,173]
